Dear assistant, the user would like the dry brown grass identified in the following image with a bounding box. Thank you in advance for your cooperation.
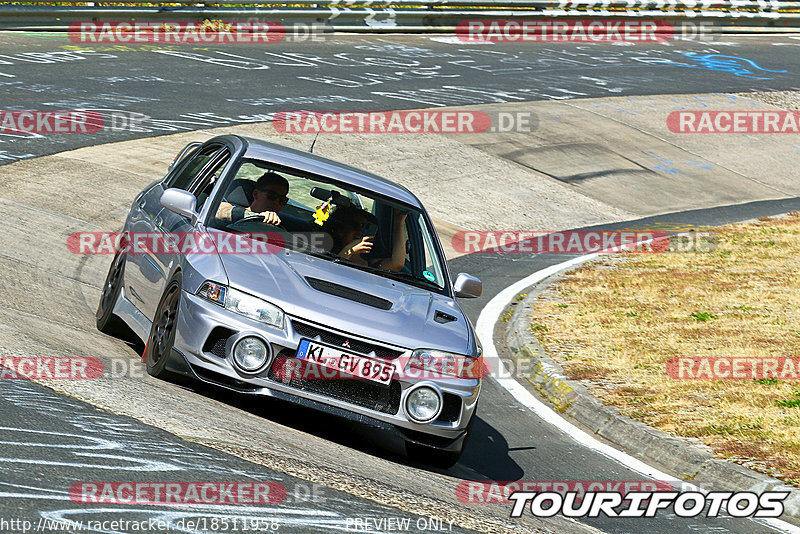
[528,213,800,485]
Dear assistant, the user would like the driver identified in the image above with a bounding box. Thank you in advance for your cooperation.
[215,171,289,226]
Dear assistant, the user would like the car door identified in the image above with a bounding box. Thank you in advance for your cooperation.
[152,146,232,302]
[126,143,225,321]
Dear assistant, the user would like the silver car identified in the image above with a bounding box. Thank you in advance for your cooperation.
[96,135,483,467]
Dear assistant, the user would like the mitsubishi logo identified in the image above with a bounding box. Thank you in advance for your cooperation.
[342,340,351,349]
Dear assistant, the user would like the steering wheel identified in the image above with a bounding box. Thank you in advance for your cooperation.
[224,215,294,251]
[226,215,291,242]
[227,214,283,232]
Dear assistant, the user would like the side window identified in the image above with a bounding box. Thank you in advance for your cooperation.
[193,149,231,212]
[165,145,223,190]
[403,223,411,266]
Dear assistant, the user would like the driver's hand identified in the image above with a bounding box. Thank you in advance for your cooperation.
[344,236,373,257]
[256,211,282,225]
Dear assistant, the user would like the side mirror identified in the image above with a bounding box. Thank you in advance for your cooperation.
[160,188,197,222]
[453,273,482,299]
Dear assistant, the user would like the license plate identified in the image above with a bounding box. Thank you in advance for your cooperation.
[295,339,393,385]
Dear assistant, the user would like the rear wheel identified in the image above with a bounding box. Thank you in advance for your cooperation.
[146,272,182,379]
[96,250,126,335]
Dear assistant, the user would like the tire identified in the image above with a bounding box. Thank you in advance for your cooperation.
[145,272,182,379]
[405,408,476,469]
[96,250,127,335]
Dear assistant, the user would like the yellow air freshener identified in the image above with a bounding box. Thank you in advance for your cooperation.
[313,200,331,226]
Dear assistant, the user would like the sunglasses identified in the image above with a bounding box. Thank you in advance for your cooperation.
[257,189,289,205]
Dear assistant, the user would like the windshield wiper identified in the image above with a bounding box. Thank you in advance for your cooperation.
[379,269,441,290]
[303,249,343,263]
[345,264,441,290]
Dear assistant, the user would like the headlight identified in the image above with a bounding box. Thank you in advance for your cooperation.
[406,349,485,379]
[198,282,284,328]
[405,386,441,423]
[227,287,284,328]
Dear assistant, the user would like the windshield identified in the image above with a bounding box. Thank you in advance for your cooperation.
[208,158,448,294]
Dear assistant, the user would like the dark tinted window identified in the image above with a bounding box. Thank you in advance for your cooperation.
[194,149,231,211]
[166,144,223,190]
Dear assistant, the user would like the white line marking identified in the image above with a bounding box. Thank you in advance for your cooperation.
[476,249,800,532]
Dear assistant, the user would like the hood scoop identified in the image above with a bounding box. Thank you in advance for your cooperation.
[305,277,393,310]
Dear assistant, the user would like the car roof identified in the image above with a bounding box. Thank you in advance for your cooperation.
[219,135,423,208]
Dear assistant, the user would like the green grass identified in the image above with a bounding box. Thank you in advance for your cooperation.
[691,311,717,322]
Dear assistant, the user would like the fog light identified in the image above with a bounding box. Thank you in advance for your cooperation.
[405,386,441,423]
[232,336,269,372]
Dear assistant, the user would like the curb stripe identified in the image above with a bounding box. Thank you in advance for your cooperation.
[476,248,800,532]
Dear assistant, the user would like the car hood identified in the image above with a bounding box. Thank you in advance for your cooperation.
[217,247,471,354]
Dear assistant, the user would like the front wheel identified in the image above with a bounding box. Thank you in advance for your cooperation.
[96,250,126,335]
[145,272,182,379]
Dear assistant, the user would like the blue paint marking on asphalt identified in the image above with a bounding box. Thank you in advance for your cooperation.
[296,339,309,359]
[687,160,713,171]
[654,164,680,174]
[676,53,789,80]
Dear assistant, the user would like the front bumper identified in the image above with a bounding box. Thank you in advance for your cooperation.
[172,290,481,445]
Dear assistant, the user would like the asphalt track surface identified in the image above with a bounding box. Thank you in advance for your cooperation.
[1,32,800,534]
[1,32,799,163]
[0,379,473,533]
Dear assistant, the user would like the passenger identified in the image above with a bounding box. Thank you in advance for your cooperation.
[216,171,289,226]
[327,205,408,272]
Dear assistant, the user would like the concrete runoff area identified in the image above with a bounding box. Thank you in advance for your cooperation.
[1,91,799,532]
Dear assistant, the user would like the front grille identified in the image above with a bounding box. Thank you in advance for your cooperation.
[291,320,404,360]
[268,353,401,415]
[305,277,393,310]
